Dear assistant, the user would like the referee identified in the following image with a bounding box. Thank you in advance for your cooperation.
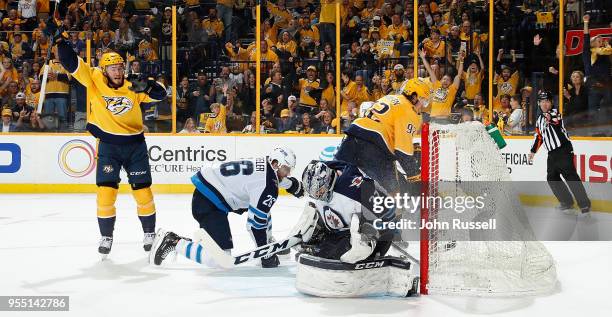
[528,91,591,214]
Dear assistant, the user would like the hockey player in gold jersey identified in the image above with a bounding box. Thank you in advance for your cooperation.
[335,78,429,193]
[54,27,167,257]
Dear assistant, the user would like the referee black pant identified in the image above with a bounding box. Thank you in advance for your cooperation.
[547,143,591,209]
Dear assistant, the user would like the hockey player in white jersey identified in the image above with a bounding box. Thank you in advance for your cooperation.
[150,147,304,268]
[292,160,419,297]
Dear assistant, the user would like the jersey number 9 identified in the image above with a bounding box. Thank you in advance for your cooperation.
[220,161,254,176]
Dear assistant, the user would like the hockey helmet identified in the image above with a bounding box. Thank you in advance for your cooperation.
[401,78,430,108]
[302,160,337,202]
[268,147,296,172]
[99,52,124,69]
[401,78,430,99]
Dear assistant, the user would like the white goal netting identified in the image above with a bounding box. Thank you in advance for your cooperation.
[421,122,557,296]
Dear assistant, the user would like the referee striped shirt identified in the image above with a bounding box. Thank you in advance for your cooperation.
[530,109,571,153]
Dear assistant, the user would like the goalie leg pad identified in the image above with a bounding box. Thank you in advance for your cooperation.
[295,254,417,297]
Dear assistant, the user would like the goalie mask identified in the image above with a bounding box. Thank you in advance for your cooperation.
[302,161,337,202]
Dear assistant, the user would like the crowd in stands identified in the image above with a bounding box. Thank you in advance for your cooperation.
[0,0,177,132]
[253,0,339,134]
[1,0,609,137]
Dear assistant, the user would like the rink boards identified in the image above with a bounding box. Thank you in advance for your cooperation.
[0,134,610,211]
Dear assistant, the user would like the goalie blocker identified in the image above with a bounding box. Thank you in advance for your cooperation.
[295,253,419,298]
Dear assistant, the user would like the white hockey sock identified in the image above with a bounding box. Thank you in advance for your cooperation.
[176,239,206,264]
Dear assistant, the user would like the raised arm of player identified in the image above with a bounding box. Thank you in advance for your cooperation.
[57,39,93,87]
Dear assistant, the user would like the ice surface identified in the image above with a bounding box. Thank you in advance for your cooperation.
[1,194,611,316]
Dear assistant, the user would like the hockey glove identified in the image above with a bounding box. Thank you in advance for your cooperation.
[288,202,319,244]
[129,78,157,93]
[285,176,304,198]
[44,17,69,43]
[261,254,280,268]
[340,214,376,264]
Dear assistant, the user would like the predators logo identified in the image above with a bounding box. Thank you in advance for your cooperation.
[432,87,449,102]
[499,82,513,94]
[103,96,133,116]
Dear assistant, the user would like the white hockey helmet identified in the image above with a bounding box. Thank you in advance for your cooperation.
[268,147,297,172]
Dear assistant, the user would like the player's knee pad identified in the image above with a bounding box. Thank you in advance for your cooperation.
[97,185,118,218]
[132,186,156,216]
[295,254,418,298]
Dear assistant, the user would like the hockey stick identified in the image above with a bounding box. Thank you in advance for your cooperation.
[37,0,61,114]
[193,228,303,269]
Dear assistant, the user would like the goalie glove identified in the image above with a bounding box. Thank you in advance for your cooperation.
[288,202,319,243]
[283,176,304,198]
[340,214,376,264]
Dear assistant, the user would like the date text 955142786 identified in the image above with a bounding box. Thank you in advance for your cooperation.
[0,296,69,311]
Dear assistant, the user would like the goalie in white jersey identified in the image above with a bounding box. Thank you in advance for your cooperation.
[292,160,419,297]
[150,147,304,268]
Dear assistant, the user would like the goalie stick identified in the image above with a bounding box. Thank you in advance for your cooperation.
[193,228,303,269]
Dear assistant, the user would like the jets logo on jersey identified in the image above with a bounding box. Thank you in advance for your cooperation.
[103,96,133,116]
[323,207,345,230]
[350,176,363,188]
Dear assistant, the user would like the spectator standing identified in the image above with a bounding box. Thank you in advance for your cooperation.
[1,108,17,132]
[319,0,337,47]
[563,71,588,118]
[506,95,525,135]
[217,0,234,42]
[582,15,612,119]
[297,65,320,113]
[41,47,71,129]
[177,76,195,131]
[18,0,37,31]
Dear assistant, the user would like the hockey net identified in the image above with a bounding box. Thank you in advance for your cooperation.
[419,122,557,296]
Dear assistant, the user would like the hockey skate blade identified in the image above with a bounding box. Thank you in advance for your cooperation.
[193,229,234,269]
